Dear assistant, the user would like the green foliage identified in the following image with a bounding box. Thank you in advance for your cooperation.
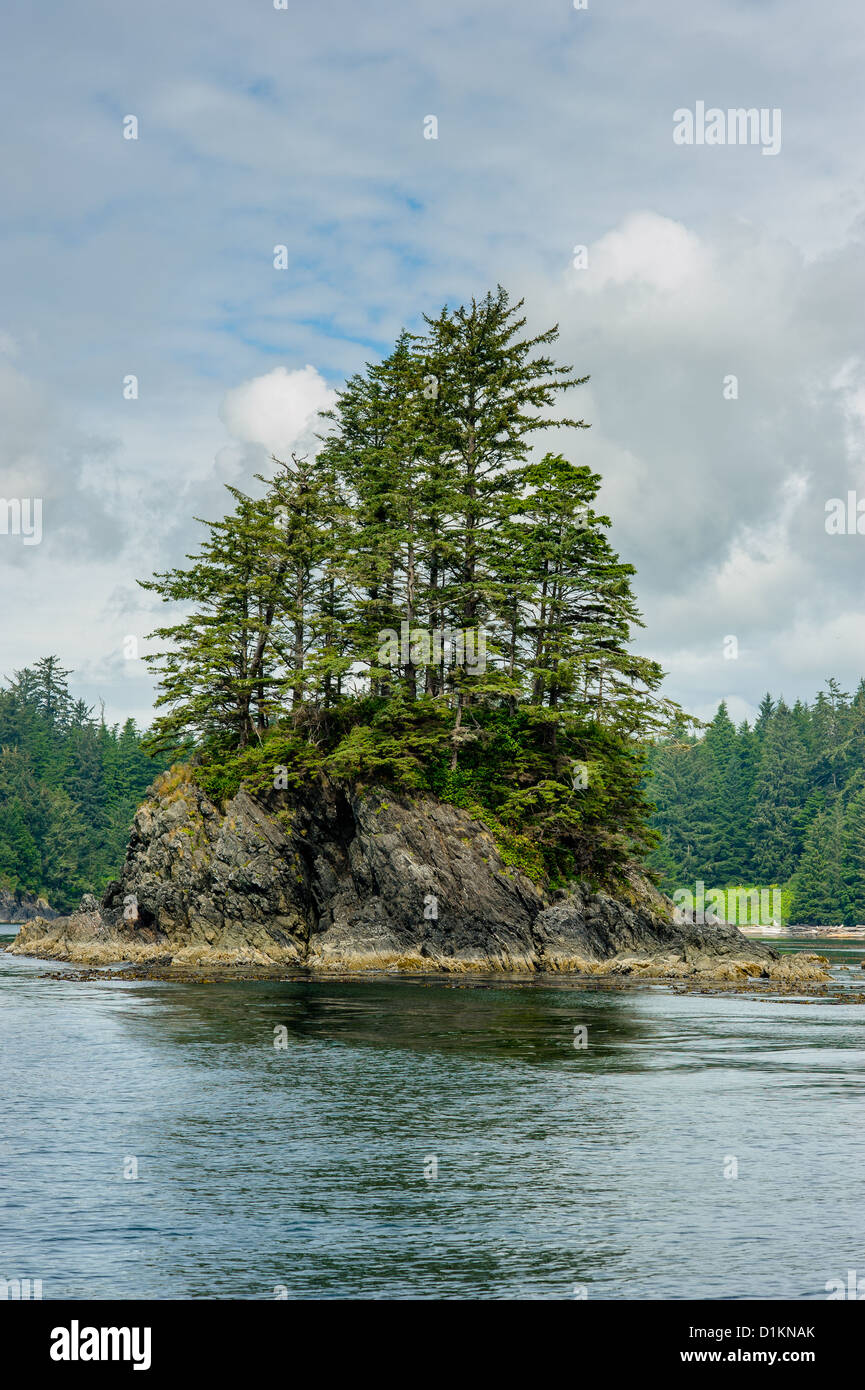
[0,659,169,911]
[140,287,684,891]
[648,679,865,925]
[841,782,865,924]
[718,884,792,927]
[789,803,846,925]
[190,694,658,889]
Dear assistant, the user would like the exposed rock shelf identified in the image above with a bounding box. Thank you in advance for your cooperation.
[7,765,829,984]
[0,888,57,924]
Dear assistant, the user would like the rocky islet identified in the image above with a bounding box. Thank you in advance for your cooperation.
[8,765,830,986]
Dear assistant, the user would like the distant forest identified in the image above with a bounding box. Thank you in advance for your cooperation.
[647,679,865,926]
[0,657,166,913]
[29,290,861,926]
[1,657,863,926]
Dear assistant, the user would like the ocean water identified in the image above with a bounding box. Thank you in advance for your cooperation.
[1,928,864,1300]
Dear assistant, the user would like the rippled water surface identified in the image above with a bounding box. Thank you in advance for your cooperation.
[2,930,864,1300]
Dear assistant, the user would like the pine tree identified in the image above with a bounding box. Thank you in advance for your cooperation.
[141,473,320,751]
[500,453,668,734]
[811,679,853,792]
[646,734,716,890]
[841,784,865,925]
[748,703,807,882]
[136,288,684,887]
[417,288,589,760]
[0,661,166,909]
[702,702,746,882]
[790,803,846,925]
[754,693,774,741]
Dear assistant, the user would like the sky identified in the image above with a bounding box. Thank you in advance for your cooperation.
[1,0,864,729]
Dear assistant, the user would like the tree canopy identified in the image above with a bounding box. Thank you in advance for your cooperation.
[0,658,166,911]
[141,288,679,888]
[647,680,865,925]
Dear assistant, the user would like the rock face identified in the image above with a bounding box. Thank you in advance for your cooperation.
[6,765,828,983]
[0,887,57,924]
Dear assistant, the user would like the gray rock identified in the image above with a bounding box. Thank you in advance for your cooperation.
[4,764,829,983]
[0,888,59,923]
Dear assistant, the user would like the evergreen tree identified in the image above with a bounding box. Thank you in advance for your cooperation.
[754,693,774,741]
[702,702,746,881]
[645,733,716,889]
[748,703,807,882]
[811,679,853,792]
[649,681,865,910]
[140,288,682,888]
[0,660,166,911]
[790,803,846,925]
[841,784,865,925]
[130,288,865,899]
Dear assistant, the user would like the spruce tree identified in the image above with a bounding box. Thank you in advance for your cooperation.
[841,784,865,925]
[136,288,683,887]
[790,803,846,925]
[748,703,807,882]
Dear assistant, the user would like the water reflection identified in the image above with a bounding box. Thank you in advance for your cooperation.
[1,949,864,1299]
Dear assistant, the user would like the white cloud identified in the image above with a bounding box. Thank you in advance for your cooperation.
[3,0,865,726]
[692,694,760,728]
[219,365,336,458]
[575,212,710,294]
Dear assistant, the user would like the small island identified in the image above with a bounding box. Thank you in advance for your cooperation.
[9,289,826,987]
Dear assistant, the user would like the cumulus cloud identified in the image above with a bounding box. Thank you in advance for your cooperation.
[0,356,123,562]
[2,0,865,724]
[219,365,336,458]
[516,209,865,712]
[577,212,709,294]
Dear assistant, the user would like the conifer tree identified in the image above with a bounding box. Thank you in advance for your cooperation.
[790,803,846,925]
[646,734,716,889]
[0,661,164,909]
[841,784,865,925]
[748,703,807,882]
[648,682,865,910]
[137,288,683,887]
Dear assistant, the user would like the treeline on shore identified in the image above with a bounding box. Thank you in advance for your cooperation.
[0,657,166,913]
[4,289,860,927]
[647,680,865,926]
[3,657,862,927]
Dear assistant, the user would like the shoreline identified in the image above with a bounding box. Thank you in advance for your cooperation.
[6,945,850,1002]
